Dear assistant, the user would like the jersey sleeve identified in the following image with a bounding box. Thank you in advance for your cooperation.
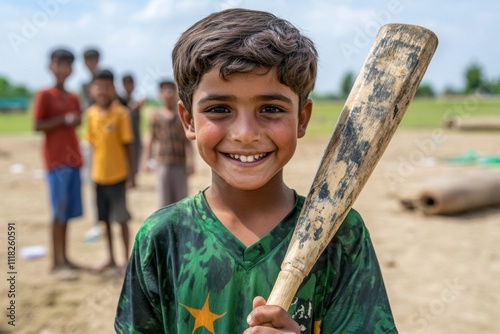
[115,227,164,333]
[320,210,397,333]
[33,90,48,122]
[120,108,134,145]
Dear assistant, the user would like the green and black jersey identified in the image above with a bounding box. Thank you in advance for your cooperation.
[115,191,397,333]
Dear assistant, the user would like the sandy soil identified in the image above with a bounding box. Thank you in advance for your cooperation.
[0,129,499,334]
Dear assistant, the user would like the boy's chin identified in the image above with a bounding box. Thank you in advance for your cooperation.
[96,98,112,107]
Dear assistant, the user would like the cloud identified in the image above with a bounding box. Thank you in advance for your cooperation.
[133,0,174,21]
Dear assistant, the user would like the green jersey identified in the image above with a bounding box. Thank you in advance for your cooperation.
[115,191,397,333]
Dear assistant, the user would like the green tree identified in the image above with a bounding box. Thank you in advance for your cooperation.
[0,76,32,97]
[415,83,435,98]
[340,71,355,98]
[464,63,484,94]
[0,77,11,96]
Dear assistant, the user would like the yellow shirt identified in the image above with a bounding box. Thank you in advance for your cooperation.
[85,100,134,185]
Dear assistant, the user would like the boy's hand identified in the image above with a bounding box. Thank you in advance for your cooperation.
[64,112,80,127]
[127,177,136,189]
[142,159,156,173]
[244,296,300,334]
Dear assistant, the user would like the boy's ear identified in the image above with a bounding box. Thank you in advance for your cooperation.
[297,99,313,138]
[178,101,196,140]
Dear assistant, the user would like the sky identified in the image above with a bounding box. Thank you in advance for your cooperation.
[1,0,499,99]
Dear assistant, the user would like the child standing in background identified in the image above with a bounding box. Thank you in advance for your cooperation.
[142,80,194,207]
[33,48,83,281]
[85,69,135,275]
[120,74,145,180]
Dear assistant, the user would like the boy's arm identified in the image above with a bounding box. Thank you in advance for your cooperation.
[120,108,135,187]
[33,91,80,132]
[125,143,135,188]
[142,112,156,172]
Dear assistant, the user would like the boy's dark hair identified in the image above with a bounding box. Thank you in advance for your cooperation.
[50,48,75,63]
[172,8,318,113]
[122,74,134,84]
[92,69,114,83]
[84,48,100,60]
[159,80,176,90]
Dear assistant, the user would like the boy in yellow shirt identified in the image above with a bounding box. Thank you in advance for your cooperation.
[85,69,135,274]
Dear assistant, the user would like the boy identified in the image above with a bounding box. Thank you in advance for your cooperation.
[82,48,100,109]
[142,80,194,208]
[33,48,83,281]
[85,69,135,274]
[119,74,145,179]
[115,8,397,333]
[81,47,101,243]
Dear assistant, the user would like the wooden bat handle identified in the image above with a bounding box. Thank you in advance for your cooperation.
[266,23,438,311]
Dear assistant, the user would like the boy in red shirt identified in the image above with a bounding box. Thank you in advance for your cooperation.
[33,48,83,280]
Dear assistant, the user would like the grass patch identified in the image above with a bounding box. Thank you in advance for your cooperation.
[0,112,33,134]
[306,95,500,137]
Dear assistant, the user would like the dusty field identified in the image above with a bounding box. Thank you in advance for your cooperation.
[0,129,499,333]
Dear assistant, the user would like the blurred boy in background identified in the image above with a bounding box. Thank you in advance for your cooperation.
[85,69,135,275]
[33,48,83,281]
[142,80,194,208]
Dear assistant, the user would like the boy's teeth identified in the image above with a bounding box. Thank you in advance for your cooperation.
[228,153,266,162]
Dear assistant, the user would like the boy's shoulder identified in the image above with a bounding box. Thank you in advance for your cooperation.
[135,194,200,242]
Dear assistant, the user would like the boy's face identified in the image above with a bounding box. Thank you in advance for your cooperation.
[123,80,134,96]
[179,67,312,191]
[92,78,115,108]
[49,59,72,84]
[84,56,99,73]
[160,85,178,107]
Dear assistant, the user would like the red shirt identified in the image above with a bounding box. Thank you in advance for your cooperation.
[33,87,83,171]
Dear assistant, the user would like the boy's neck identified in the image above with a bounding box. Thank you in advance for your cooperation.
[98,101,114,111]
[161,105,177,115]
[54,82,65,91]
[205,172,295,246]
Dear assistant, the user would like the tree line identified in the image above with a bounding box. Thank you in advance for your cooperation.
[0,77,32,98]
[1,62,499,100]
[311,63,500,101]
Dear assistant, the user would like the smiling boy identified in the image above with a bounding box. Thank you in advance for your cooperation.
[115,8,397,333]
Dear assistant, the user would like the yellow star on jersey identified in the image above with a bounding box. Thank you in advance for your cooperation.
[314,320,321,333]
[181,293,226,334]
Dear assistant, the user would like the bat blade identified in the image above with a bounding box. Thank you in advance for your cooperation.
[266,24,438,309]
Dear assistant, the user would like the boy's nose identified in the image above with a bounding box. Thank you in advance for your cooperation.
[229,113,261,143]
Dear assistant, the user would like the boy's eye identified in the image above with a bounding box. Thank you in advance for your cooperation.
[205,106,230,113]
[261,106,285,114]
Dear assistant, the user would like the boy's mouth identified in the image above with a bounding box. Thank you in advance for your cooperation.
[226,153,268,163]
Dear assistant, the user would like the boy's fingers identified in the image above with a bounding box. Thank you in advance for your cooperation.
[247,298,292,329]
[252,296,267,310]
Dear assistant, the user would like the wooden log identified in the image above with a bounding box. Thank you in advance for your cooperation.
[416,170,500,215]
[445,117,500,131]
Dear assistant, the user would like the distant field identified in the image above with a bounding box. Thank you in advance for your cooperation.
[1,95,499,136]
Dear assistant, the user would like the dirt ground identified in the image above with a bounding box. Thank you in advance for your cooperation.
[0,129,499,334]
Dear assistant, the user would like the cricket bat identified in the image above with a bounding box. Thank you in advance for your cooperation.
[266,23,438,310]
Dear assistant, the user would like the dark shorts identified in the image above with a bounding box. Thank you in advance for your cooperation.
[95,181,130,223]
[47,166,83,223]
